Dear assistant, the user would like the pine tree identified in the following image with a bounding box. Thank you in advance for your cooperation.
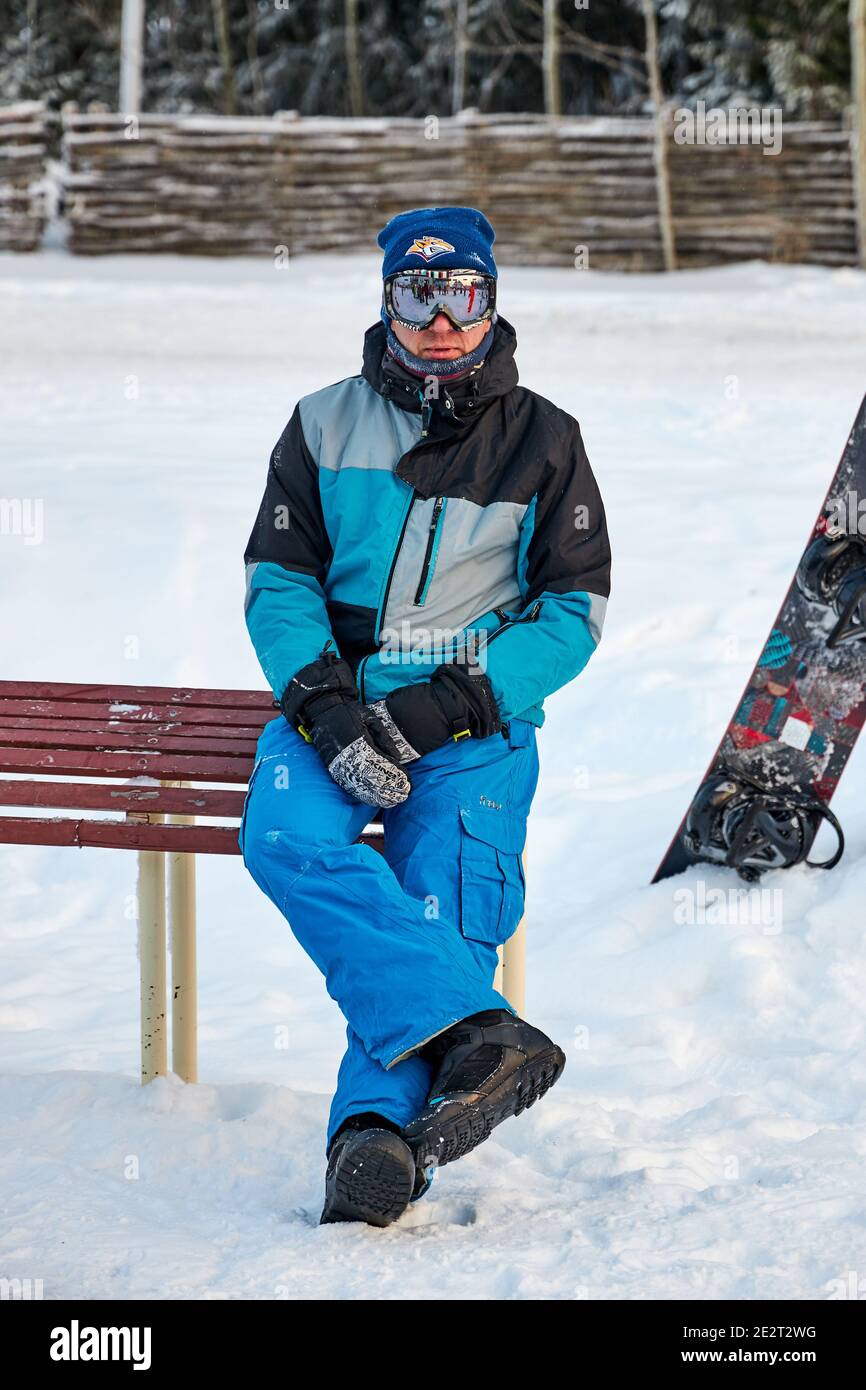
[664,0,850,117]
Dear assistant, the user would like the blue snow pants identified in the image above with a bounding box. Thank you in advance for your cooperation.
[240,714,539,1150]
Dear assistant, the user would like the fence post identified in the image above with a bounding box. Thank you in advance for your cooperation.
[138,836,167,1083]
[642,0,678,272]
[119,0,145,115]
[168,786,198,1084]
[542,0,562,119]
[345,0,365,117]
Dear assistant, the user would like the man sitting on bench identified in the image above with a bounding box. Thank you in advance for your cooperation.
[241,206,611,1227]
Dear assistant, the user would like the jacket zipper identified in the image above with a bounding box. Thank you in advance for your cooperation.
[486,600,544,645]
[375,487,418,641]
[414,496,446,606]
[374,397,444,640]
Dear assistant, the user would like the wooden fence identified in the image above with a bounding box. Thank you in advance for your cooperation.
[18,107,859,269]
[58,110,664,266]
[0,102,49,252]
[670,123,856,267]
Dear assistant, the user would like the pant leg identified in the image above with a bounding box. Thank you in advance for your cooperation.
[327,1028,433,1146]
[240,716,506,1074]
[327,936,504,1149]
[325,719,538,1147]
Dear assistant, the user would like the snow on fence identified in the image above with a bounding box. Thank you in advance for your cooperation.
[50,108,861,270]
[0,102,49,252]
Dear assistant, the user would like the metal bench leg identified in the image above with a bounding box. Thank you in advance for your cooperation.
[137,790,198,1085]
[501,915,526,1017]
[166,782,198,1084]
[138,844,167,1083]
[497,850,527,1016]
[494,949,504,996]
[169,838,197,1084]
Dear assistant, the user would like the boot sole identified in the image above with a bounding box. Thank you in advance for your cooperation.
[320,1130,415,1228]
[405,1044,566,1168]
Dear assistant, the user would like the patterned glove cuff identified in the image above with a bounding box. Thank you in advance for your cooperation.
[368,699,422,764]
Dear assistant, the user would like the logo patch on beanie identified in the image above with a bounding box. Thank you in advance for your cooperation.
[405,235,456,260]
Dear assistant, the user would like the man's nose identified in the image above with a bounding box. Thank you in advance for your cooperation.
[428,313,455,333]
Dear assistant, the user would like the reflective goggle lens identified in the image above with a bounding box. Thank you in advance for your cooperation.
[386,271,495,329]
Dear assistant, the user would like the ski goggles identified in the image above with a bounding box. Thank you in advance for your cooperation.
[383,269,496,332]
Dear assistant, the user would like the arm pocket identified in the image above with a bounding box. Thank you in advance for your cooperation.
[458,804,526,946]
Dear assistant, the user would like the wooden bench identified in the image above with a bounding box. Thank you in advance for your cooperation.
[0,679,526,1084]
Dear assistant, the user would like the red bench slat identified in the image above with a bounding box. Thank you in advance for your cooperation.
[0,682,275,709]
[1,816,385,855]
[0,699,275,728]
[0,727,258,757]
[0,816,244,854]
[0,746,254,782]
[0,715,267,740]
[0,780,246,817]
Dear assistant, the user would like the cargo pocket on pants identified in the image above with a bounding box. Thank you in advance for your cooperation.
[458,803,526,947]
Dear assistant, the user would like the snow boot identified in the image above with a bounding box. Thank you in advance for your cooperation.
[320,1114,416,1227]
[402,1009,566,1167]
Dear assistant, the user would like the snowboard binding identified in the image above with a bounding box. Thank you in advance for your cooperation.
[682,764,844,881]
[797,517,866,648]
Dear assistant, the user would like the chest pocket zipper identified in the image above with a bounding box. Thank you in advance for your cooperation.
[414,496,447,606]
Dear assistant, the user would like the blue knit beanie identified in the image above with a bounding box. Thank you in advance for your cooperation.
[377,206,497,280]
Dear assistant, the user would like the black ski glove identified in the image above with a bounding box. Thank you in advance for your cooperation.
[368,662,502,763]
[280,652,411,808]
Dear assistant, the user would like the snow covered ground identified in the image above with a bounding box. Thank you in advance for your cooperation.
[2,249,866,1301]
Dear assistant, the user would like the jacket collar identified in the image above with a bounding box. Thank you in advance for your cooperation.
[361,317,519,422]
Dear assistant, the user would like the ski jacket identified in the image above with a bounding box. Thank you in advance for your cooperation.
[244,317,611,726]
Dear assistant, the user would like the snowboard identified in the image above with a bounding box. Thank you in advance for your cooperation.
[653,392,866,883]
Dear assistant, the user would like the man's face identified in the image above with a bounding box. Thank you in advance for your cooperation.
[390,313,492,361]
